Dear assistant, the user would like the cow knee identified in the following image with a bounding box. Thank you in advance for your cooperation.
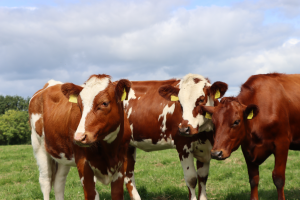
[187,177,197,188]
[272,172,285,189]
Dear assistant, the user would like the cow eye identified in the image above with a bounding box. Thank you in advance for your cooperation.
[102,102,109,107]
[232,120,240,127]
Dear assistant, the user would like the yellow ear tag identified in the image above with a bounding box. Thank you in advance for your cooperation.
[69,94,78,103]
[247,110,254,119]
[121,88,127,101]
[171,95,179,101]
[205,112,212,119]
[215,89,220,99]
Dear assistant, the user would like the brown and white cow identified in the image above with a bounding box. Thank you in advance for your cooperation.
[29,75,131,200]
[123,74,228,200]
[200,73,300,200]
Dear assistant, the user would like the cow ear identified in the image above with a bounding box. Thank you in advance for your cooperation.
[158,85,180,101]
[199,105,215,119]
[61,83,83,103]
[244,104,259,120]
[115,79,131,102]
[209,81,228,99]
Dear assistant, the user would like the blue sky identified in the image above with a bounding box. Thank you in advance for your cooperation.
[0,0,300,97]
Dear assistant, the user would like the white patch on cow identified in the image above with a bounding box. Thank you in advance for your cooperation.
[160,133,163,137]
[125,171,141,200]
[94,176,97,183]
[180,145,197,200]
[123,88,136,107]
[89,162,123,185]
[199,182,207,200]
[127,107,133,118]
[198,162,210,178]
[94,190,100,200]
[75,76,110,137]
[138,96,141,100]
[178,74,214,131]
[130,124,134,139]
[53,164,71,199]
[158,104,175,132]
[30,79,63,103]
[81,177,84,187]
[103,125,120,143]
[193,139,212,163]
[51,153,76,167]
[112,172,123,182]
[130,137,175,152]
[30,113,52,200]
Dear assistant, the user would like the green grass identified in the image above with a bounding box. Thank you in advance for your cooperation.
[0,145,300,200]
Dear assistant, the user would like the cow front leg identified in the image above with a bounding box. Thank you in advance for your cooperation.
[242,148,259,200]
[179,151,197,200]
[196,160,209,200]
[53,163,71,200]
[77,160,99,200]
[111,163,126,200]
[125,146,141,200]
[272,145,289,200]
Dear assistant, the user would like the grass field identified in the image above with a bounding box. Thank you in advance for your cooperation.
[0,145,300,200]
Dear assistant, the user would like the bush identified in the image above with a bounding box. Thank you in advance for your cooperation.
[0,110,31,145]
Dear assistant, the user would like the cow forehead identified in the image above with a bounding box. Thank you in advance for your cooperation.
[178,74,211,105]
[80,77,111,107]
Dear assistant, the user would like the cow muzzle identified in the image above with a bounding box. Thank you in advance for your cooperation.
[74,132,91,147]
[211,149,228,160]
[178,124,198,136]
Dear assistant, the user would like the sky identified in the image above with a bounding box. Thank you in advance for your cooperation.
[0,0,300,98]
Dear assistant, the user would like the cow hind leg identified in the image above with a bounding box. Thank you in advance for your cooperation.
[31,132,54,200]
[53,164,71,200]
[125,146,141,200]
[196,160,209,200]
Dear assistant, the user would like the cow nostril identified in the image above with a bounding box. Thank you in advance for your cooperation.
[217,151,222,157]
[81,134,86,142]
[185,127,190,133]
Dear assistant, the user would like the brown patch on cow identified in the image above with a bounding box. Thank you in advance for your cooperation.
[35,117,43,137]
[193,78,201,84]
[115,79,131,103]
[189,177,197,188]
[86,74,112,83]
[61,83,83,99]
[187,166,189,170]
[205,77,211,84]
[158,85,180,101]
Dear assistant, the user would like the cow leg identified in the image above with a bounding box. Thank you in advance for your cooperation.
[31,131,54,200]
[77,160,99,200]
[111,164,126,200]
[179,152,197,200]
[272,145,289,200]
[53,164,71,200]
[242,148,259,200]
[125,146,141,200]
[196,160,209,200]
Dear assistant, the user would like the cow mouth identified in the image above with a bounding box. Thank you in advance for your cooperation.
[74,140,93,147]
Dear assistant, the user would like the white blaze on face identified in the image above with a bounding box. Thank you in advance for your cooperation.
[178,74,212,129]
[74,77,110,137]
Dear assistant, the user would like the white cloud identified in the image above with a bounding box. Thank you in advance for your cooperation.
[0,0,300,97]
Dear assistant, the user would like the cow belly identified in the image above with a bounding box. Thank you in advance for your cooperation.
[130,138,176,152]
[192,139,212,163]
[51,153,76,167]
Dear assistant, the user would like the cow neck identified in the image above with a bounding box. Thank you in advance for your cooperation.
[241,119,257,161]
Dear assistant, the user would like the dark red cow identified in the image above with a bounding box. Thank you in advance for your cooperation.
[201,73,300,200]
[123,73,228,200]
[29,75,131,200]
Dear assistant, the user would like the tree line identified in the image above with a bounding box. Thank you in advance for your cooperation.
[0,95,31,145]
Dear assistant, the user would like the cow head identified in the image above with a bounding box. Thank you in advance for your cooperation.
[61,74,131,147]
[158,74,228,136]
[200,97,259,160]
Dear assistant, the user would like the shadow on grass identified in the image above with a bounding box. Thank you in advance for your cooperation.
[224,189,300,200]
[98,186,188,200]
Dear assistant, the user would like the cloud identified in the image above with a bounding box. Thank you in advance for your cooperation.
[0,0,300,98]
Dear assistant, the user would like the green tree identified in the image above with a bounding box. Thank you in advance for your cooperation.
[0,110,31,145]
[0,95,30,115]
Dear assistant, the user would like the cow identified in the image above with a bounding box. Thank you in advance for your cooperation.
[29,74,132,200]
[123,73,228,200]
[200,73,300,200]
